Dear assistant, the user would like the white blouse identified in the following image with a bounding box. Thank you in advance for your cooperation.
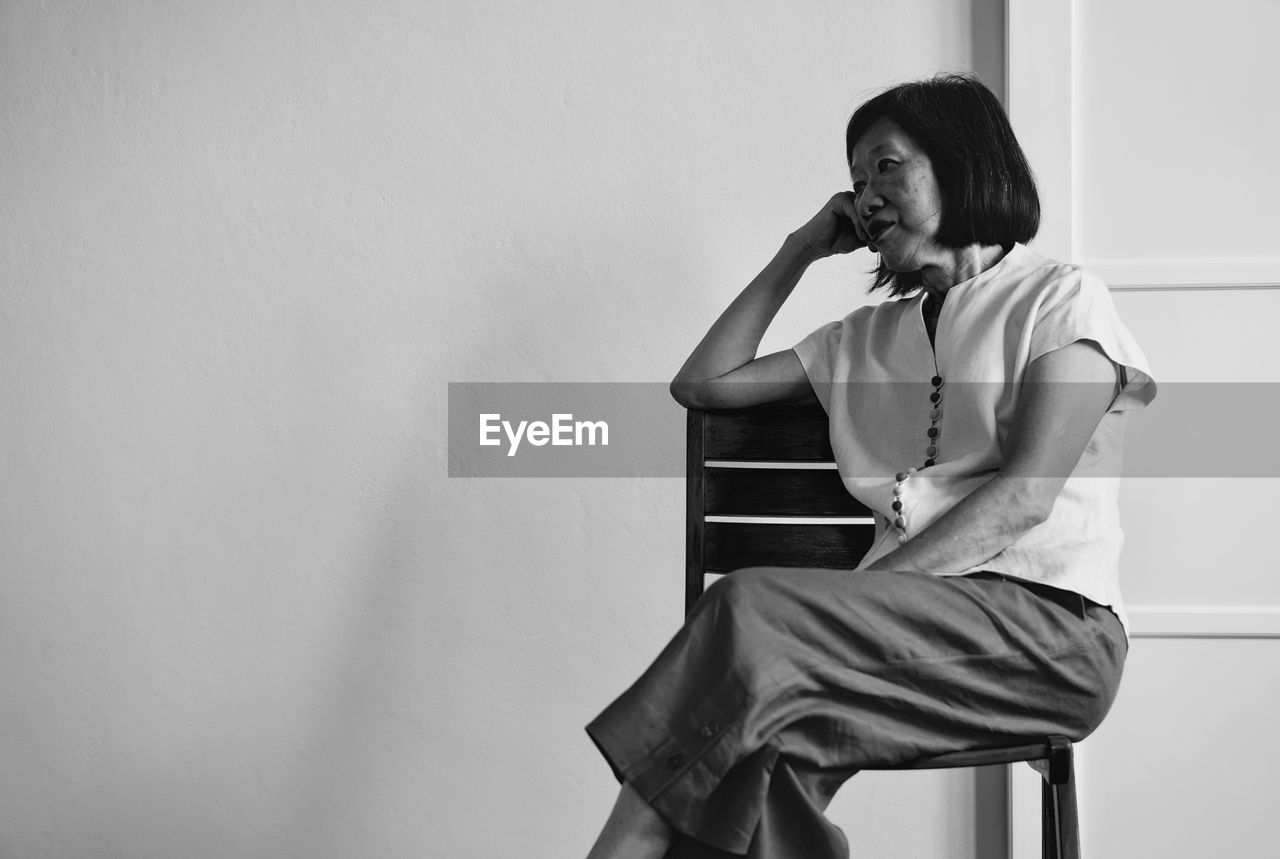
[792,242,1157,638]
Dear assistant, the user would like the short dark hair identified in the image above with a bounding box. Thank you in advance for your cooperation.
[845,73,1040,297]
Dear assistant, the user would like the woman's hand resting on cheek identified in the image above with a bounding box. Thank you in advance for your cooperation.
[792,191,872,260]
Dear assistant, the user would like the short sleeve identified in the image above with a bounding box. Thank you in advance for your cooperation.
[791,320,842,413]
[1026,268,1157,413]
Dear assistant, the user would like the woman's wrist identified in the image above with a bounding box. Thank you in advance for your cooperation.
[783,230,823,266]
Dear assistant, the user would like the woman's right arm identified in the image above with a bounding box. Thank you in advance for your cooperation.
[669,192,867,410]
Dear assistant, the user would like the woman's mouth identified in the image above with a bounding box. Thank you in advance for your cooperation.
[867,220,894,252]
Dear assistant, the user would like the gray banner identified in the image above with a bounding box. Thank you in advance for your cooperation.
[447,382,1280,477]
[448,383,685,477]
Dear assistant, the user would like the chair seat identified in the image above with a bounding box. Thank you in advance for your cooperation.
[866,736,1073,785]
[868,740,1054,770]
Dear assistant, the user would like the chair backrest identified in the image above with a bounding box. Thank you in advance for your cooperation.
[685,404,875,615]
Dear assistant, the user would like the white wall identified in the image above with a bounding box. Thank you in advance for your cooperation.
[0,2,1004,856]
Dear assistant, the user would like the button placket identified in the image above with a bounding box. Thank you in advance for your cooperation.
[892,467,916,543]
[891,373,944,545]
[924,374,943,468]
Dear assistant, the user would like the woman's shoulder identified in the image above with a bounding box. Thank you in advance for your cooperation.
[993,244,1114,309]
[827,293,919,332]
[999,244,1073,286]
[1012,244,1121,291]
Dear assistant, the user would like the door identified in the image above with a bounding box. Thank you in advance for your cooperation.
[1007,1,1280,855]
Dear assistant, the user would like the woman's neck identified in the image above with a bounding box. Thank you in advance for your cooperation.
[918,243,1009,301]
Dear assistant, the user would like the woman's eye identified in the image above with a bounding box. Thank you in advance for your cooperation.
[878,159,896,173]
[852,183,865,196]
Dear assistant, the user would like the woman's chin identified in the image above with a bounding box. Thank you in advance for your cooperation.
[879,254,911,272]
[877,246,924,274]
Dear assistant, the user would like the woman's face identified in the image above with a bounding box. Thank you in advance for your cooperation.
[848,117,946,272]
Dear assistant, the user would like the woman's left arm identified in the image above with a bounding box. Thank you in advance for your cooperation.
[861,339,1120,574]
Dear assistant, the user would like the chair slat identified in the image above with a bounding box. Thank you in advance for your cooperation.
[704,521,875,572]
[704,467,868,517]
[701,404,833,460]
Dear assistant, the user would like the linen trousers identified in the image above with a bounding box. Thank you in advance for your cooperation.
[585,567,1128,858]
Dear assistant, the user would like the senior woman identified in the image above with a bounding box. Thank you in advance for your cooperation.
[585,73,1156,859]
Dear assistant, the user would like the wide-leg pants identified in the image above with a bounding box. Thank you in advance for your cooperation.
[585,568,1128,858]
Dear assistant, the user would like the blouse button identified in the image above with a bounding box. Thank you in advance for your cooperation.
[895,471,909,482]
[931,375,943,388]
[894,515,906,529]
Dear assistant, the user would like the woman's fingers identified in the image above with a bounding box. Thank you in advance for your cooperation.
[832,191,858,225]
[833,194,878,253]
[796,191,871,258]
[833,192,867,250]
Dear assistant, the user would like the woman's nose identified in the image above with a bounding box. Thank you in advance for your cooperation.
[859,194,883,222]
[858,181,883,219]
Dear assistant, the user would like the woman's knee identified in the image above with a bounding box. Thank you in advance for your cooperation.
[705,567,787,611]
[699,567,830,634]
[686,569,776,630]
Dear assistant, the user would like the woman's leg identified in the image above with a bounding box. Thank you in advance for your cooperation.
[584,754,850,859]
[586,567,1127,858]
[661,752,854,859]
[585,782,672,859]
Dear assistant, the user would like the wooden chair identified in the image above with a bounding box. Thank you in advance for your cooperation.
[685,403,1081,859]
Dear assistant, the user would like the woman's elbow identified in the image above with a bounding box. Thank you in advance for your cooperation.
[670,378,714,410]
[1024,487,1062,530]
[997,475,1060,530]
[671,376,751,410]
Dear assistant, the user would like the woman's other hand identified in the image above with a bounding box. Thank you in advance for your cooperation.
[793,191,871,259]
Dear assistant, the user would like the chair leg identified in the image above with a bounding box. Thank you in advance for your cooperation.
[1051,777,1080,859]
[1041,777,1058,859]
[1040,736,1080,859]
